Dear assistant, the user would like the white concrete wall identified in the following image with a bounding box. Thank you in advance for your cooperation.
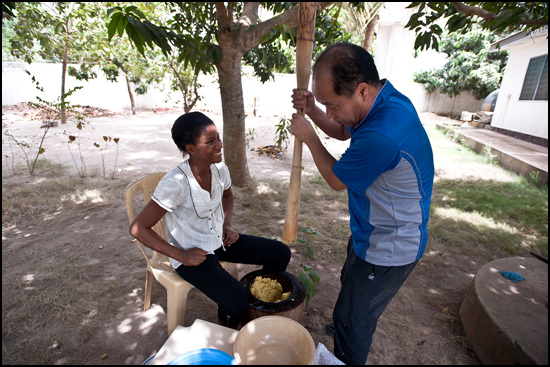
[2,61,299,118]
[3,62,134,112]
[423,90,483,118]
[375,2,483,116]
[491,35,548,139]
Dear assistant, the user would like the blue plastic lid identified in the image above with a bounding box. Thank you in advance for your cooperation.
[167,348,236,365]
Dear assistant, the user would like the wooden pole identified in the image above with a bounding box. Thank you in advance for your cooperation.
[283,2,317,244]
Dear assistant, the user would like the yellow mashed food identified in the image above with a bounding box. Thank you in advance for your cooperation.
[250,276,291,303]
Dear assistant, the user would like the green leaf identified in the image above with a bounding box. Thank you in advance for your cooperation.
[106,6,122,17]
[144,21,172,55]
[127,6,145,19]
[406,2,423,9]
[117,16,127,38]
[299,272,308,287]
[405,12,424,28]
[127,16,152,47]
[447,15,467,32]
[107,12,121,41]
[431,36,439,52]
[306,245,313,259]
[125,23,145,56]
[308,270,320,283]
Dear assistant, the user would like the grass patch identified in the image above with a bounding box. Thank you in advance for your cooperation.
[427,126,548,259]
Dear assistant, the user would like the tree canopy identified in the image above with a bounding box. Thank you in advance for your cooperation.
[105,2,349,186]
[414,26,508,99]
[405,2,548,51]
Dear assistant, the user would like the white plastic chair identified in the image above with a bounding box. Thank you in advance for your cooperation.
[124,172,238,335]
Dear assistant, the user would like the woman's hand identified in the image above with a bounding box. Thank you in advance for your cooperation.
[180,247,208,266]
[223,226,239,247]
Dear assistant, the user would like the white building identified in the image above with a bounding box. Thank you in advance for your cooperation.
[489,26,548,142]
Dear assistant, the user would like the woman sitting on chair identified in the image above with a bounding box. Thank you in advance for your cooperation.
[129,111,291,329]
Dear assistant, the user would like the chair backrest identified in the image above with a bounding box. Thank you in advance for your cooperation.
[124,172,169,266]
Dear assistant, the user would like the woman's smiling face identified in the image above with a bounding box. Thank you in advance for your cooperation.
[187,123,223,164]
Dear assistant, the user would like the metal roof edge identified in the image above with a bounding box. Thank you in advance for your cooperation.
[489,25,548,52]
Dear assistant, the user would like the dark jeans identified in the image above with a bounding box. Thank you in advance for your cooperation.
[333,236,418,364]
[175,233,291,327]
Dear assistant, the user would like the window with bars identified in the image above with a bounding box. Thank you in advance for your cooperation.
[519,54,548,101]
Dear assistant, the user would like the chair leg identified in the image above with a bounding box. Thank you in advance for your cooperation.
[166,284,193,336]
[144,269,154,311]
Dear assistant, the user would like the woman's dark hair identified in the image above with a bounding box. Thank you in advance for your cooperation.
[313,42,380,98]
[171,111,215,156]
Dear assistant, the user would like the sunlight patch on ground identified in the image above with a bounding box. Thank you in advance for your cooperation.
[81,309,98,327]
[43,210,62,221]
[63,189,105,204]
[426,250,442,257]
[428,288,441,295]
[22,273,35,290]
[255,182,277,194]
[126,151,161,159]
[434,206,518,234]
[435,161,520,183]
[139,305,163,333]
[116,318,133,334]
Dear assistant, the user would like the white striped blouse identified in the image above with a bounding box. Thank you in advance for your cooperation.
[152,159,231,269]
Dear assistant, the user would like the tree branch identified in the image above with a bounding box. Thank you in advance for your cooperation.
[451,2,548,26]
[240,2,259,26]
[519,18,548,26]
[214,2,231,29]
[450,2,496,21]
[243,2,332,51]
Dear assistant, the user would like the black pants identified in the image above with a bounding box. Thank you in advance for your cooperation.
[333,236,418,364]
[175,233,291,327]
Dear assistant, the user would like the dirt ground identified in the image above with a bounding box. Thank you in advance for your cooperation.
[2,104,483,365]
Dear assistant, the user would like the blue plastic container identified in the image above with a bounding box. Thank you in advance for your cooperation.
[167,348,236,365]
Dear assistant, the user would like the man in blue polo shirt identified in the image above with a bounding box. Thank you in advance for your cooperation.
[290,42,434,364]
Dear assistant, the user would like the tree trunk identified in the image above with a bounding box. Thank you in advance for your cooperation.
[125,74,136,115]
[61,15,72,125]
[362,14,378,53]
[185,72,200,113]
[217,32,251,188]
[61,44,68,124]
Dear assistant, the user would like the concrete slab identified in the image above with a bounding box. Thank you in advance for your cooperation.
[432,121,548,186]
[460,256,548,365]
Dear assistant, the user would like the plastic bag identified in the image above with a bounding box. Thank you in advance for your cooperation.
[313,343,345,365]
